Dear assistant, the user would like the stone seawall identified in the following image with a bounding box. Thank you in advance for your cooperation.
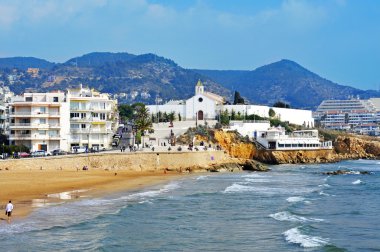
[0,151,229,172]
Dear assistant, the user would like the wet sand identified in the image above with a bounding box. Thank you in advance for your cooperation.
[0,169,182,221]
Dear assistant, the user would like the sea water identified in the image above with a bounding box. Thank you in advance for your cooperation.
[1,160,379,251]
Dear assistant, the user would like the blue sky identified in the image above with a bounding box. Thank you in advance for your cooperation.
[0,0,379,90]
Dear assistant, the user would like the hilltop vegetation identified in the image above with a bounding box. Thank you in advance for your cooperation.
[1,53,379,109]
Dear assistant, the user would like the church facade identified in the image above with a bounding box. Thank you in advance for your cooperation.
[146,80,314,126]
[147,80,224,121]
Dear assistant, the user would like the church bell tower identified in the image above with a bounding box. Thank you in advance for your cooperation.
[195,79,204,95]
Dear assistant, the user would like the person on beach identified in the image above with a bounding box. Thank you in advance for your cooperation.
[5,200,13,224]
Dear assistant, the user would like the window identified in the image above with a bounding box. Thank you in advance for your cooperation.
[39,119,46,124]
[81,113,86,119]
[25,97,33,102]
[198,97,203,102]
[71,124,79,129]
[53,97,58,102]
[70,113,80,118]
[91,112,99,118]
[39,130,45,135]
[81,124,86,129]
[100,113,106,120]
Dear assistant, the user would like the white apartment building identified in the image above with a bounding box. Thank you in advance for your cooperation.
[0,104,6,135]
[67,85,118,151]
[8,92,70,152]
[314,99,380,131]
[8,86,118,152]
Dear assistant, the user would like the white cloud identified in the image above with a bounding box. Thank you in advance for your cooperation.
[280,0,328,27]
[0,3,19,28]
[0,0,108,28]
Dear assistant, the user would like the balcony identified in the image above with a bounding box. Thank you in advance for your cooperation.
[10,112,61,117]
[9,123,61,129]
[70,128,113,134]
[70,117,90,122]
[70,107,89,111]
[9,134,61,140]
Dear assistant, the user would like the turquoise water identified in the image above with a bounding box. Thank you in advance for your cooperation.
[1,160,380,251]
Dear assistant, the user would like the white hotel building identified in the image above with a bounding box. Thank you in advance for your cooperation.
[8,92,69,152]
[67,85,117,151]
[8,85,117,152]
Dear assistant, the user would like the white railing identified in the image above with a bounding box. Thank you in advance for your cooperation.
[10,123,60,127]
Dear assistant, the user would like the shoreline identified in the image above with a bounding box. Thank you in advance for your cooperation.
[0,150,262,223]
[0,169,185,223]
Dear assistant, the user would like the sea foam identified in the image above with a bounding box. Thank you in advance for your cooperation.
[242,173,269,178]
[223,183,256,193]
[269,211,324,223]
[286,196,305,203]
[283,227,329,248]
[352,179,363,185]
[196,175,209,180]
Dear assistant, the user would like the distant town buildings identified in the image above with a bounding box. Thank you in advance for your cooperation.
[27,68,39,78]
[314,98,380,135]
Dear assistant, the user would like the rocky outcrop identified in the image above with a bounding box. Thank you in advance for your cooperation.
[322,170,371,175]
[204,158,269,172]
[334,135,380,159]
[213,130,256,159]
[254,149,339,164]
[183,129,380,166]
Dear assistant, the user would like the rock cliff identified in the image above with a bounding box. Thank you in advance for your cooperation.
[213,130,256,159]
[333,135,380,159]
[210,130,380,165]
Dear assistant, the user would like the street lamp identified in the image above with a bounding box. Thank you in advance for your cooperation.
[2,142,4,159]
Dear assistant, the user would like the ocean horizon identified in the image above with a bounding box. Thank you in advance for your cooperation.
[1,159,379,251]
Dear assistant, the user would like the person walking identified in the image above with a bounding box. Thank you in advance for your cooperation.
[5,200,13,224]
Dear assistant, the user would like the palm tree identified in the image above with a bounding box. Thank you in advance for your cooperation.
[134,105,153,147]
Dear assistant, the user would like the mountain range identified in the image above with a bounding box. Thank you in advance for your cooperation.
[0,52,378,110]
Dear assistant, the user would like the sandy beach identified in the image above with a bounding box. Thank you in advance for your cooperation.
[0,151,230,223]
[0,169,182,222]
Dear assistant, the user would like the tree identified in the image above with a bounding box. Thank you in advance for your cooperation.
[220,109,230,126]
[163,112,168,122]
[230,109,236,120]
[269,108,276,118]
[118,104,134,122]
[134,104,152,148]
[134,104,153,134]
[168,111,176,123]
[151,113,156,123]
[273,101,290,108]
[233,91,245,105]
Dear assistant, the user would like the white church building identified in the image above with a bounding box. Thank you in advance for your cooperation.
[146,80,314,127]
